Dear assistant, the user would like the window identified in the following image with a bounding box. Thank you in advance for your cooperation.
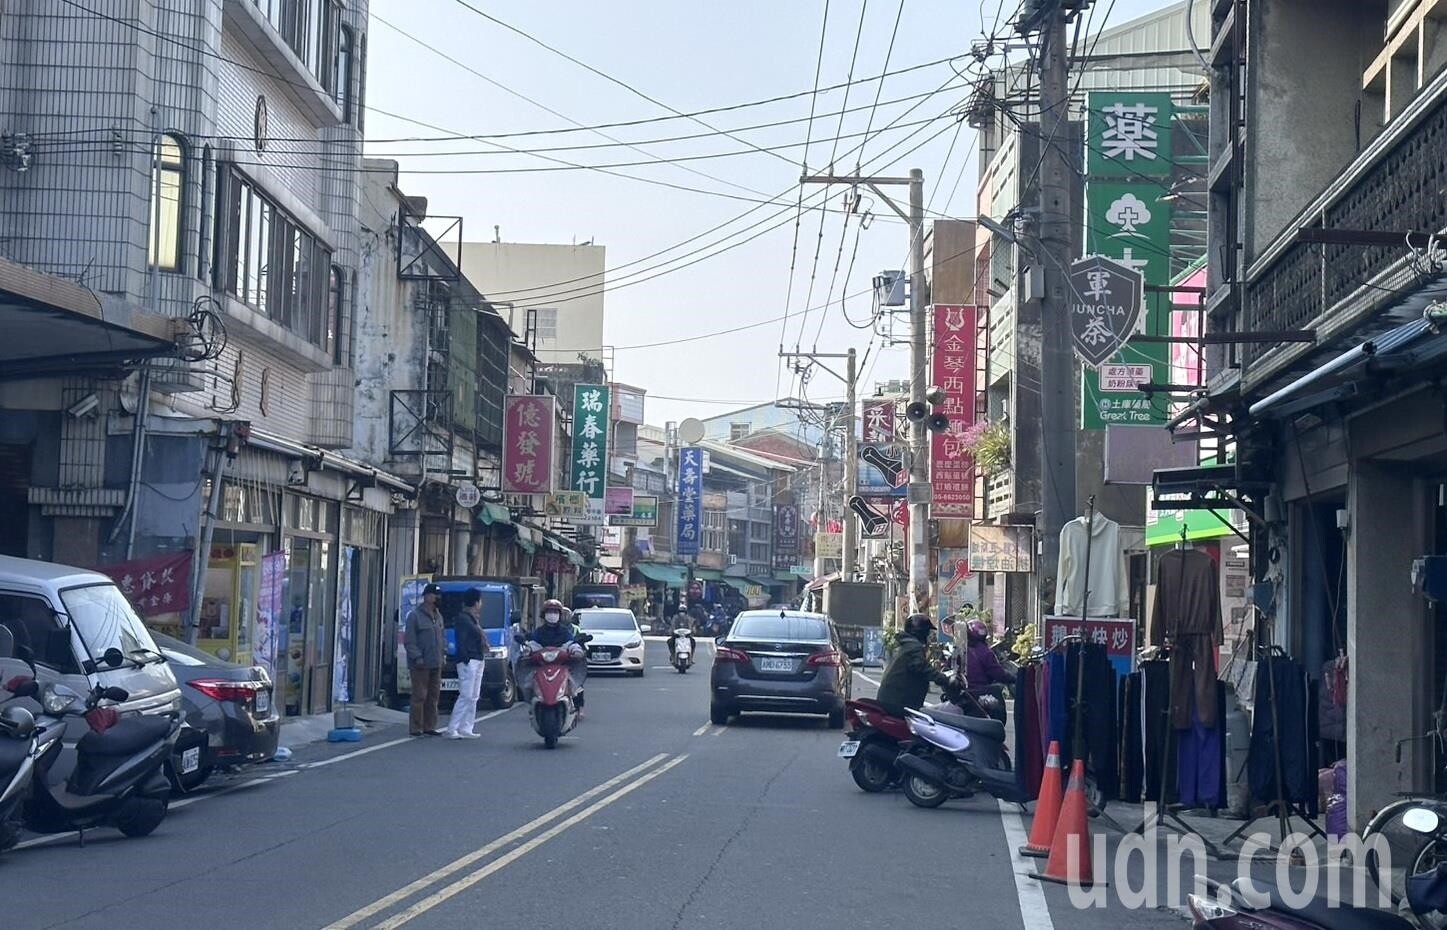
[216,167,334,352]
[702,510,727,553]
[328,265,343,363]
[336,25,354,121]
[60,584,163,666]
[0,594,79,673]
[535,308,558,342]
[149,133,186,272]
[728,614,830,643]
[730,422,750,441]
[255,0,341,91]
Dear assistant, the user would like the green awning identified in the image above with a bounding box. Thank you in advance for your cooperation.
[565,550,586,567]
[477,503,512,526]
[747,576,776,588]
[517,538,536,554]
[693,568,723,581]
[774,570,798,582]
[634,563,687,585]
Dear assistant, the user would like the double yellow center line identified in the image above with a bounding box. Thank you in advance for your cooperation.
[322,752,687,930]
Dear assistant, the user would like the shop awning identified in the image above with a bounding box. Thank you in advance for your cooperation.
[806,571,840,592]
[476,503,512,526]
[565,550,586,567]
[747,576,776,588]
[634,563,687,585]
[774,569,801,583]
[693,568,723,581]
[517,539,536,554]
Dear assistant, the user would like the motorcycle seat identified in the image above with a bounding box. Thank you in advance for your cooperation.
[77,716,170,757]
[925,708,1006,741]
[1242,879,1412,930]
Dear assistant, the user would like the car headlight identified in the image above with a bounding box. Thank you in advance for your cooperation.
[624,639,642,649]
[42,686,78,715]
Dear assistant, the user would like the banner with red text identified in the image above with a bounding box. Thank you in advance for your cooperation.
[929,304,977,517]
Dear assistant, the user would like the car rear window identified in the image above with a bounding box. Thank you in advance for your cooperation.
[730,615,830,642]
[576,611,637,631]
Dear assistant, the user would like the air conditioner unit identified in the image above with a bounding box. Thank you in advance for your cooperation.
[728,554,738,566]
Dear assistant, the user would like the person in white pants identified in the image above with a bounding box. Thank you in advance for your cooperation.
[446,588,487,739]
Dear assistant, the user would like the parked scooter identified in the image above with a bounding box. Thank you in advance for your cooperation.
[516,634,587,749]
[894,692,1106,813]
[1187,876,1416,929]
[672,628,694,674]
[838,698,913,792]
[23,676,179,840]
[0,672,41,851]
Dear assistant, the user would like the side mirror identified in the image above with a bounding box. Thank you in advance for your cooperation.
[576,633,594,645]
[715,636,726,647]
[16,644,36,675]
[103,647,125,669]
[102,686,130,702]
[1404,807,1441,835]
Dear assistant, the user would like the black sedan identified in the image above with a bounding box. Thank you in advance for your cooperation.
[709,610,852,728]
[153,632,280,790]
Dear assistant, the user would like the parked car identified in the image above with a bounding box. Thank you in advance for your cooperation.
[152,632,279,791]
[574,608,648,677]
[709,610,851,727]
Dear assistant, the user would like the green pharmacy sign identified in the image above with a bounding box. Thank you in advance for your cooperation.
[569,384,610,523]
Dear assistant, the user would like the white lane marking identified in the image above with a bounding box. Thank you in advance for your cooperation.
[854,670,881,687]
[997,799,1056,930]
[320,753,672,930]
[376,754,690,929]
[692,723,711,737]
[712,726,725,737]
[302,738,413,770]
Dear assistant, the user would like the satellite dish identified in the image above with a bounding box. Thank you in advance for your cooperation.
[678,418,706,444]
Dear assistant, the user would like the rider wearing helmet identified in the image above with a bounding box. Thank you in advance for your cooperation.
[874,614,954,717]
[964,619,1012,691]
[526,599,586,711]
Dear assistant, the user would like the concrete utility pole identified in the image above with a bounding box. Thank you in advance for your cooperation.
[800,170,926,610]
[779,349,859,579]
[1034,4,1078,604]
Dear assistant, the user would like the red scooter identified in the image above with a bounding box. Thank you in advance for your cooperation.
[516,635,588,749]
[839,676,981,793]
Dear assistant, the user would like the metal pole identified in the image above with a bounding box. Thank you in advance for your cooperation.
[1036,5,1078,610]
[814,448,828,582]
[907,167,929,613]
[842,347,858,579]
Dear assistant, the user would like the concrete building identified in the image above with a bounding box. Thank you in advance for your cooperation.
[1183,0,1447,829]
[459,240,606,367]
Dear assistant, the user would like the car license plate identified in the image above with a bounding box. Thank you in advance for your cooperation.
[837,741,860,759]
[440,678,460,692]
[758,657,794,673]
[255,690,270,714]
[590,651,610,662]
[181,746,200,774]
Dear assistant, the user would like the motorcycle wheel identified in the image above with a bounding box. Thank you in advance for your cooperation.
[849,749,893,793]
[116,797,168,838]
[542,705,562,749]
[0,803,22,852]
[903,773,949,809]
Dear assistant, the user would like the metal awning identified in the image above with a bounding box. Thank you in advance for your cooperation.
[476,503,512,526]
[693,568,723,582]
[0,256,182,376]
[1150,464,1269,542]
[633,563,687,585]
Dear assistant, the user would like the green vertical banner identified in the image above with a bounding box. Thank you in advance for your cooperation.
[1082,92,1175,429]
[569,383,611,524]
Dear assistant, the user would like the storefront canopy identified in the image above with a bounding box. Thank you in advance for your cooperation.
[634,563,687,585]
[774,569,803,583]
[476,503,511,526]
[693,568,723,582]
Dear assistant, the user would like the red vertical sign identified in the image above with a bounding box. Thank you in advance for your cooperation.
[930,304,977,517]
[502,395,557,494]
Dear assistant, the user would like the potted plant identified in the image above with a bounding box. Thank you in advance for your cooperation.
[962,419,1011,476]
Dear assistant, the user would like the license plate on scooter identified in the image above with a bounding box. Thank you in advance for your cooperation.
[180,746,200,774]
[837,740,860,759]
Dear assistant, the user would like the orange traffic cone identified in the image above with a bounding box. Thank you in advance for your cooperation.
[1018,741,1064,858]
[1031,759,1105,888]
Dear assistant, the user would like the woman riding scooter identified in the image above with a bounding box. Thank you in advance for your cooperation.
[961,619,1013,725]
[523,600,587,713]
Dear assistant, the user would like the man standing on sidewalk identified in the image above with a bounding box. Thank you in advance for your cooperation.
[446,588,487,740]
[405,583,446,737]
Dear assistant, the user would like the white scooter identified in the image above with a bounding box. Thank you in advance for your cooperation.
[671,629,695,674]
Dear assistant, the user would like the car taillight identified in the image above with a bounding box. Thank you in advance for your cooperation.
[188,679,262,703]
[807,650,842,668]
[714,647,750,664]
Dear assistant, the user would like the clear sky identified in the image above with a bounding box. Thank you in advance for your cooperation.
[367,0,1184,425]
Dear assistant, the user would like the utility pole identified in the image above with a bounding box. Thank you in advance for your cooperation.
[801,170,926,612]
[1033,4,1078,606]
[779,350,859,579]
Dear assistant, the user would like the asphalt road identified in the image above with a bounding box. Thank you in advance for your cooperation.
[8,642,1190,929]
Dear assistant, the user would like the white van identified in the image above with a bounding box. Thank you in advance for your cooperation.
[0,555,182,722]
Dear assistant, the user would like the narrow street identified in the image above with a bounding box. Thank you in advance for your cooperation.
[8,642,1187,929]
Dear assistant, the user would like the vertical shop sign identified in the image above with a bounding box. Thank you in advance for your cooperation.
[502,395,557,494]
[930,304,977,517]
[773,503,800,563]
[570,384,611,524]
[333,547,354,705]
[1082,91,1175,428]
[255,552,284,684]
[676,446,703,557]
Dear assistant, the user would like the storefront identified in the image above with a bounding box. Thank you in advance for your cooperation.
[632,562,687,621]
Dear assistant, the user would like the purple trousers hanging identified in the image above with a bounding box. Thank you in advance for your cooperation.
[1177,701,1223,808]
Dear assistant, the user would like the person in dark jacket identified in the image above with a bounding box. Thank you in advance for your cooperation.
[524,599,587,711]
[404,583,447,737]
[962,618,1012,724]
[875,614,953,716]
[445,588,488,740]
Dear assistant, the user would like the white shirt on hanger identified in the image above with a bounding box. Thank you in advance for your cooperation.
[1055,511,1130,618]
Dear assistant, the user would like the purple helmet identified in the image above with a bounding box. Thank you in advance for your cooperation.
[965,619,989,641]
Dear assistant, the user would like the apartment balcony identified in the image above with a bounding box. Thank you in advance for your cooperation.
[1240,62,1447,389]
[985,471,1013,521]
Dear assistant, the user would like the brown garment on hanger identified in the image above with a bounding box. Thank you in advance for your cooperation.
[1151,549,1223,728]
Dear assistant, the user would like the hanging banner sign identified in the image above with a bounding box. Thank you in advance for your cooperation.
[502,395,557,494]
[544,490,590,521]
[604,486,634,516]
[1082,91,1176,429]
[815,531,844,560]
[1068,255,1144,368]
[1043,616,1137,678]
[773,503,800,559]
[569,384,610,523]
[608,494,658,527]
[676,447,703,557]
[967,524,1034,573]
[929,304,977,518]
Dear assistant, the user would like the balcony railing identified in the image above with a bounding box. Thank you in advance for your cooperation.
[1242,69,1447,371]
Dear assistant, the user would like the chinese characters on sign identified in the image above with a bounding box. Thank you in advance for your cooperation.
[773,503,799,563]
[1082,91,1175,429]
[502,395,557,495]
[569,384,611,524]
[929,304,977,518]
[100,551,193,616]
[1042,616,1137,678]
[859,399,906,492]
[966,524,1033,573]
[1068,255,1144,368]
[607,495,659,527]
[676,447,703,557]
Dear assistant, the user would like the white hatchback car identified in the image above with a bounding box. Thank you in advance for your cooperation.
[573,608,648,677]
